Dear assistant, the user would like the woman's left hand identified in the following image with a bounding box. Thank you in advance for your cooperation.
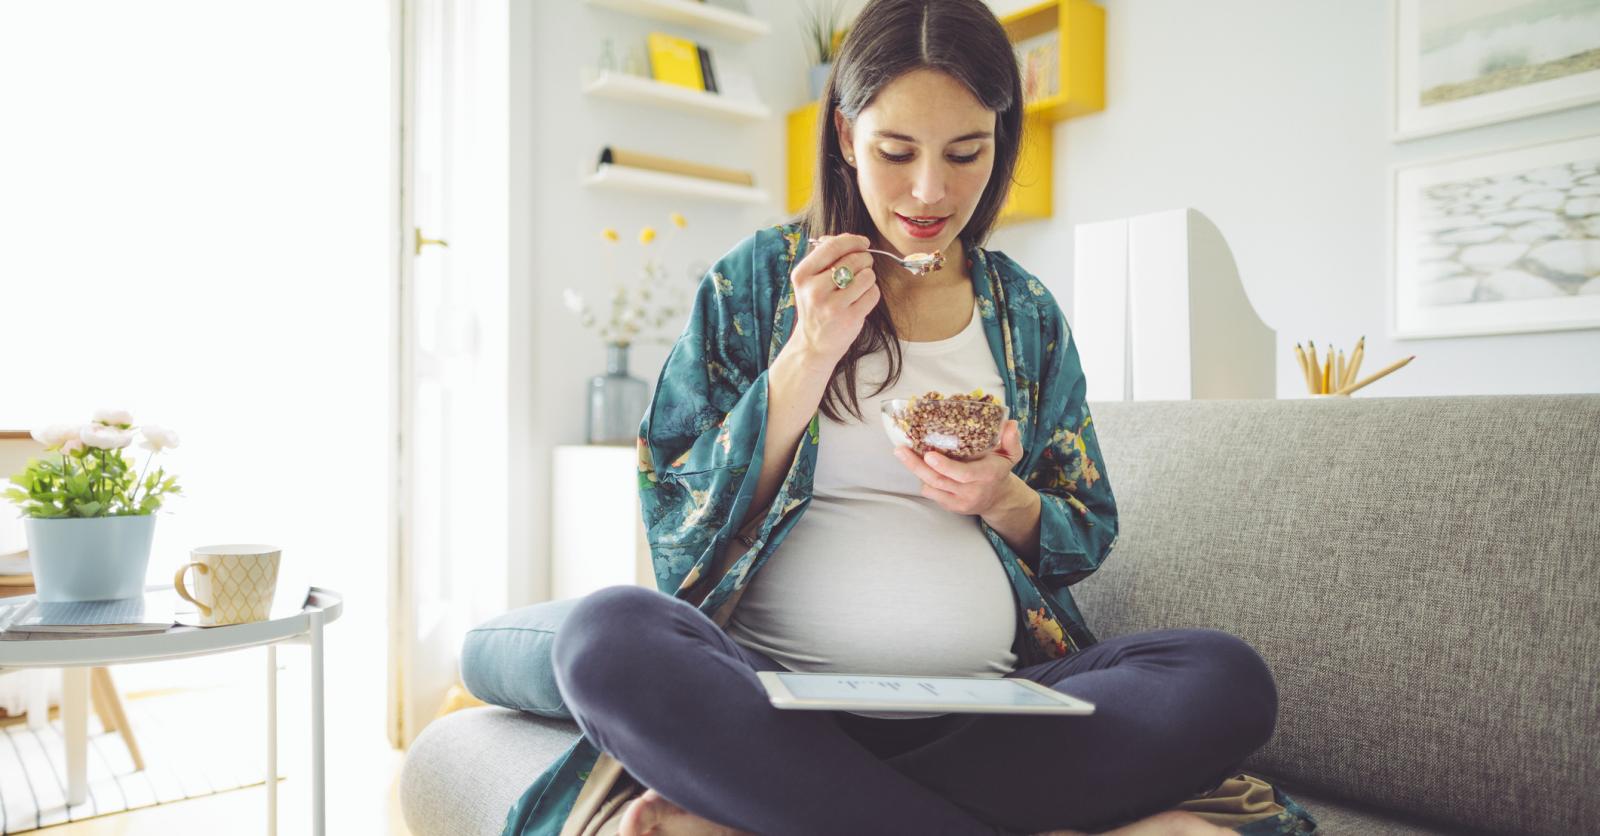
[894,419,1027,518]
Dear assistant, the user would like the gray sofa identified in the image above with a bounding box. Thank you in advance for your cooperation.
[402,395,1600,835]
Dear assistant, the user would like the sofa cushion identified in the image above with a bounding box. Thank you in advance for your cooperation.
[1272,783,1461,835]
[402,710,1460,836]
[460,597,580,720]
[1076,395,1600,835]
[400,707,582,836]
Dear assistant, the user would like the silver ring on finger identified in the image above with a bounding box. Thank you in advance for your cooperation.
[832,265,855,290]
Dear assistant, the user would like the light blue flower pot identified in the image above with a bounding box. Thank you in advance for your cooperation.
[808,63,832,100]
[24,515,156,602]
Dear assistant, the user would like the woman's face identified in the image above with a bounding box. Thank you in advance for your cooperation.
[835,68,997,261]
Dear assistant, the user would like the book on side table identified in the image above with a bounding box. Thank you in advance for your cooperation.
[0,589,180,638]
[0,584,314,638]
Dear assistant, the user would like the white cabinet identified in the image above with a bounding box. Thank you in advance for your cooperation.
[1072,208,1276,401]
[550,445,654,600]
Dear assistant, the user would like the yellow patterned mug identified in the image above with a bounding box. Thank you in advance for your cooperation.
[174,544,282,626]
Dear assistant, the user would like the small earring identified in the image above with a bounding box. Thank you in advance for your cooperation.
[844,154,855,165]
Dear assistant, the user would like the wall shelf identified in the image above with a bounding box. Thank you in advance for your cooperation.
[585,163,770,205]
[582,70,770,122]
[584,0,771,41]
[1001,0,1105,122]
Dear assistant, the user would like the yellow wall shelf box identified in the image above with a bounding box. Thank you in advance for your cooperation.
[784,0,1104,223]
[1002,0,1105,123]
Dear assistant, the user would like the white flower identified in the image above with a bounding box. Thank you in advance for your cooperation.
[30,424,77,450]
[93,408,133,427]
[140,425,181,453]
[59,439,85,455]
[80,424,134,450]
[563,288,586,314]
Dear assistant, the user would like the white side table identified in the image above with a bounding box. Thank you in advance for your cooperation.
[0,586,342,836]
[551,445,653,599]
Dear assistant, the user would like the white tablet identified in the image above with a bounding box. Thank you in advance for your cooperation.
[757,671,1095,716]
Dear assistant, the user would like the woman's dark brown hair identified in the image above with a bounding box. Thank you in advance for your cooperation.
[802,0,1024,422]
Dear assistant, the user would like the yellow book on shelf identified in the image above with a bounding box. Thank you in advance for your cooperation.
[647,32,704,92]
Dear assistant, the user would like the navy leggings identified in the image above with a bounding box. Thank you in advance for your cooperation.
[551,586,1278,836]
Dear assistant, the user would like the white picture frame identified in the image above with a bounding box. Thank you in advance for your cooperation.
[1389,131,1600,339]
[1392,0,1600,141]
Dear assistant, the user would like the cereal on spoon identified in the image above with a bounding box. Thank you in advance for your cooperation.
[901,249,944,275]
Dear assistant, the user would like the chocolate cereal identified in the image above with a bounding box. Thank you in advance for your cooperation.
[885,389,1006,461]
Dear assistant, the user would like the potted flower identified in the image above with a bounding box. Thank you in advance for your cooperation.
[3,410,181,602]
[564,213,703,445]
[802,0,849,100]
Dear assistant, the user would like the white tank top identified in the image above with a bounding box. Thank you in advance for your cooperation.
[727,302,1020,713]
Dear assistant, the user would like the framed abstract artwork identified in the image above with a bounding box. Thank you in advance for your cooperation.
[1392,0,1600,140]
[1390,131,1600,338]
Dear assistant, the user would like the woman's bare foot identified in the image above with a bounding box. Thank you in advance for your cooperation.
[615,790,1225,836]
[1034,809,1234,836]
[618,788,752,836]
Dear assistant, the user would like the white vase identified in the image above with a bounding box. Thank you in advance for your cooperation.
[24,515,156,602]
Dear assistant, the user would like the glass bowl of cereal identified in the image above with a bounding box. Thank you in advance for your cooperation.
[880,390,1007,462]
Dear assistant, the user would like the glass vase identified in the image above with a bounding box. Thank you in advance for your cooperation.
[586,343,648,445]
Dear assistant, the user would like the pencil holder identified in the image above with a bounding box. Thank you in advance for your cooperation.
[1296,339,1359,397]
[1293,337,1412,397]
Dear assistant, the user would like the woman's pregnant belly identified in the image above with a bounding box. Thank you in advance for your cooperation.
[726,492,1020,678]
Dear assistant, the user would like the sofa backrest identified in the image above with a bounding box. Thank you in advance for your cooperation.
[1076,395,1600,835]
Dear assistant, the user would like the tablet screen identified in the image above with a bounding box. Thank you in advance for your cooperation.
[775,672,1071,708]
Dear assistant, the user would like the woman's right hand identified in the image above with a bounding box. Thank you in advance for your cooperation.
[785,234,880,365]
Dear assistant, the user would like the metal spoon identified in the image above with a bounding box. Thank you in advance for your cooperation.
[807,238,945,276]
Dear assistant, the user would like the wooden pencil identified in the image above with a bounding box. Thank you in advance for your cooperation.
[1295,344,1315,393]
[1335,355,1414,396]
[1335,350,1345,392]
[1322,346,1332,394]
[1306,342,1321,393]
[1345,337,1365,391]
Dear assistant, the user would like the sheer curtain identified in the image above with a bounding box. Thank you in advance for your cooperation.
[0,0,393,786]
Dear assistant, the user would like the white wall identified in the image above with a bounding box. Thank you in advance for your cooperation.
[985,0,1600,397]
[510,0,814,605]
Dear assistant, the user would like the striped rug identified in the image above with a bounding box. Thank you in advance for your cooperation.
[0,686,278,833]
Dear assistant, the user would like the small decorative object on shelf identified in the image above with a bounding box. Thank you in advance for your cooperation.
[800,0,849,100]
[565,214,705,444]
[598,146,754,186]
[1015,28,1060,107]
[623,44,648,77]
[4,411,182,602]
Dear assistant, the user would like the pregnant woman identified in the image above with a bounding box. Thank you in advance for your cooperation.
[501,1,1313,834]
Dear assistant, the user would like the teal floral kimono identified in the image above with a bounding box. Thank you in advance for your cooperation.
[503,223,1316,835]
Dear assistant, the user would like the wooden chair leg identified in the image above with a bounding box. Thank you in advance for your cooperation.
[89,667,117,732]
[91,667,144,771]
